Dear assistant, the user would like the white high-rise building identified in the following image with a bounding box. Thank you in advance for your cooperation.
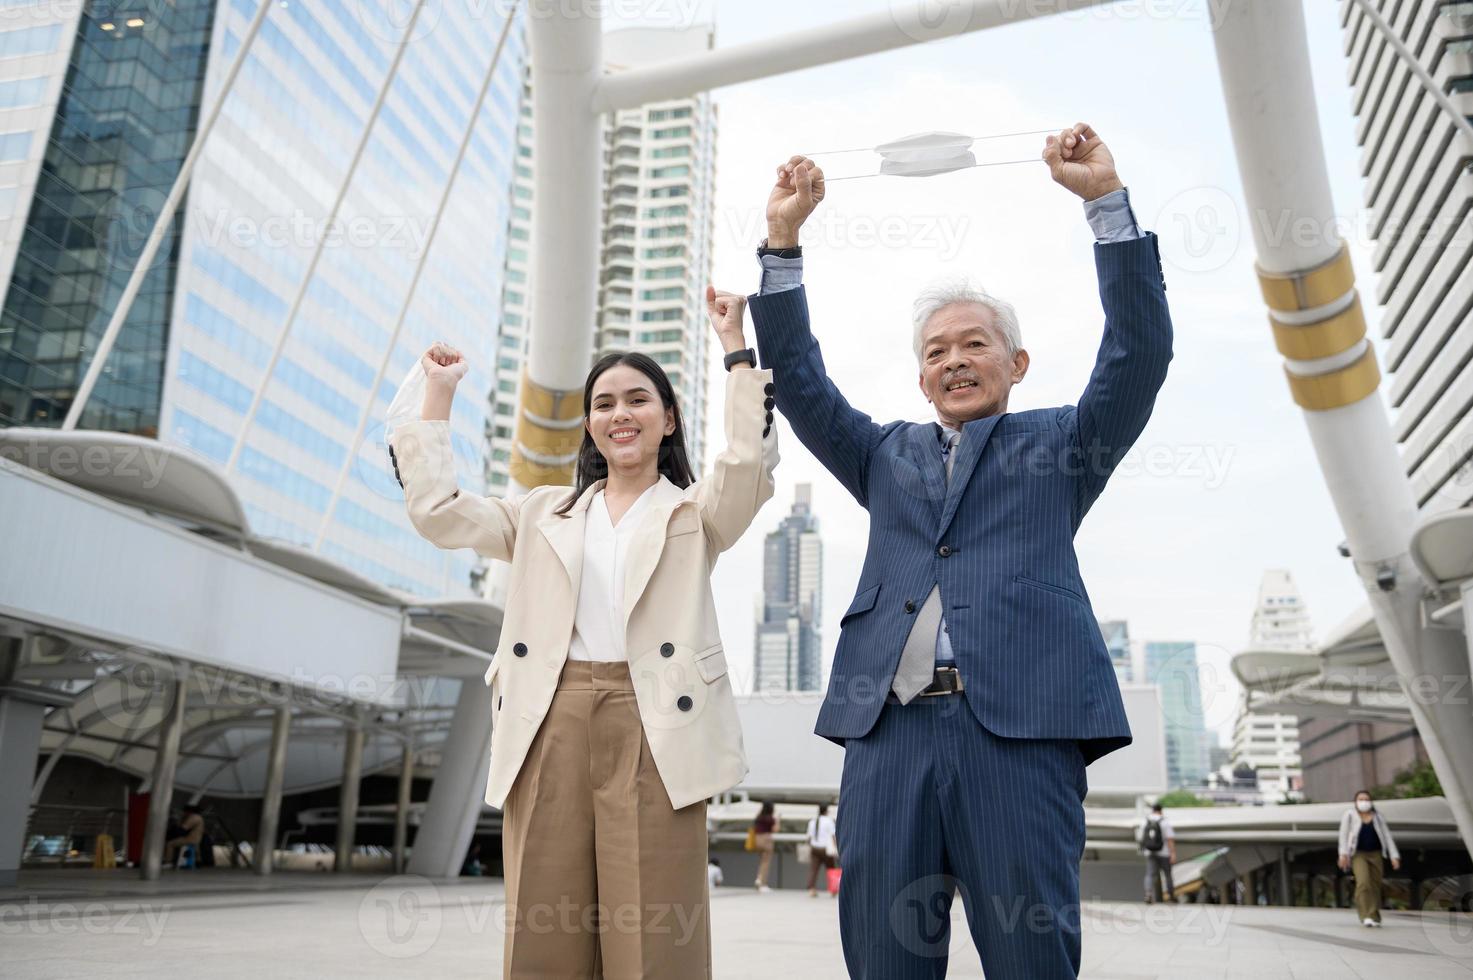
[1339,1,1473,515]
[486,24,717,496]
[1231,569,1312,795]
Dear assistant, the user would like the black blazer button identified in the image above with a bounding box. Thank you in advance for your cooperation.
[660,642,674,657]
[938,545,951,558]
[765,411,773,424]
[763,396,775,411]
[762,425,771,438]
[513,642,528,657]
[763,382,775,396]
[903,600,916,614]
[677,695,693,711]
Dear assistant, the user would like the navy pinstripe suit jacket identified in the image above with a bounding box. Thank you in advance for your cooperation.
[748,233,1173,765]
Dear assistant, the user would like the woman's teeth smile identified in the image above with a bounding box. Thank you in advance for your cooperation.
[609,428,640,444]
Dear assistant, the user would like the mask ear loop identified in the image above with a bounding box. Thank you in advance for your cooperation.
[799,127,1063,157]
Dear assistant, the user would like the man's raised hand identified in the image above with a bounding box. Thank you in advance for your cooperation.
[766,155,825,249]
[1042,123,1124,203]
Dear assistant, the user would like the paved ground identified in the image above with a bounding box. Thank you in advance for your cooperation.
[3,870,1472,978]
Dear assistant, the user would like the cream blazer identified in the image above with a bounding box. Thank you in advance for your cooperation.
[393,367,778,810]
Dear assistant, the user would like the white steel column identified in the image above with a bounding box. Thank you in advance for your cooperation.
[393,742,414,875]
[253,705,290,876]
[1212,0,1473,856]
[594,0,1119,112]
[139,676,188,881]
[406,678,493,878]
[334,721,365,873]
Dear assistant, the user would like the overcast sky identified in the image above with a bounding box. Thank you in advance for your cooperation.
[608,0,1382,745]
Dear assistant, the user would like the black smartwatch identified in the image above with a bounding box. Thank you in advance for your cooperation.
[757,238,802,259]
[723,347,757,371]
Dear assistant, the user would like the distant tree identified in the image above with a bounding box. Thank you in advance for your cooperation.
[1372,760,1443,800]
[1156,789,1214,808]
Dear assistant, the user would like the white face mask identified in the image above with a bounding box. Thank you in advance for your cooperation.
[1356,800,1373,813]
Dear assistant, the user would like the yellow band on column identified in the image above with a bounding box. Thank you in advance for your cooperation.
[1283,345,1381,411]
[1270,294,1367,360]
[508,371,583,488]
[1257,245,1355,312]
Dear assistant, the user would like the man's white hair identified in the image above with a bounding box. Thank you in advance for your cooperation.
[911,277,1022,362]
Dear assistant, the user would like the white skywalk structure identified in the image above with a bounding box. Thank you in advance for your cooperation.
[0,426,498,884]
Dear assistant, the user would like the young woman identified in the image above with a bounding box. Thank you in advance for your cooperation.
[391,287,777,977]
[1338,789,1401,927]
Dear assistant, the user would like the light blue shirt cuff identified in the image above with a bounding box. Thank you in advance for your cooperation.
[1083,186,1144,243]
[758,253,803,294]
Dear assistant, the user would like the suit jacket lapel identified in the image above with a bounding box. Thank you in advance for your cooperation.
[905,423,947,520]
[621,477,688,629]
[536,481,602,595]
[937,414,1002,536]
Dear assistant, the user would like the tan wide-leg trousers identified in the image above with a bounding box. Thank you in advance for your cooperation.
[501,659,711,979]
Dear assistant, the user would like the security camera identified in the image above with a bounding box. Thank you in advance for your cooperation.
[1375,567,1396,592]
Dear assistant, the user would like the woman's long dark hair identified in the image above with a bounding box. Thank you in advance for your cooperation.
[554,351,695,516]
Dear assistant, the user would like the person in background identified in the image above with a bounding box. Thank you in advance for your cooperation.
[164,804,205,867]
[1136,803,1176,903]
[753,801,777,892]
[1339,789,1401,927]
[462,841,483,877]
[805,803,838,898]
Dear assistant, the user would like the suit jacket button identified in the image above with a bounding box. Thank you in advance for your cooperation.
[513,642,528,657]
[762,425,771,438]
[903,600,916,614]
[677,695,693,711]
[938,545,951,557]
[763,396,775,411]
[763,382,774,396]
[660,642,674,657]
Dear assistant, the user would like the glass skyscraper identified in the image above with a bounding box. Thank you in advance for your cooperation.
[0,1,526,598]
[1144,640,1211,788]
[755,484,822,692]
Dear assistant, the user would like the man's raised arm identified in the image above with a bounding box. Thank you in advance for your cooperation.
[747,155,885,507]
[1042,123,1174,510]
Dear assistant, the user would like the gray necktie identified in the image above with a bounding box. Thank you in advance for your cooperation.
[891,429,959,704]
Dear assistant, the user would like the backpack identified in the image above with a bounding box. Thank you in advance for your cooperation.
[1142,818,1164,852]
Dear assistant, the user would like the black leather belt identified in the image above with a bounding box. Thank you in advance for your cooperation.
[887,666,965,703]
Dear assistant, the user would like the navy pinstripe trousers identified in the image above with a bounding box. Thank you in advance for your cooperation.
[836,691,1088,978]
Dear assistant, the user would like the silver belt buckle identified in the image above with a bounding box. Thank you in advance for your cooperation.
[919,666,963,696]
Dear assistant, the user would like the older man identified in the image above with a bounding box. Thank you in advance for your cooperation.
[744,123,1173,978]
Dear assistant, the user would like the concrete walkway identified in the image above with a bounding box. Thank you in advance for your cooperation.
[3,871,1471,978]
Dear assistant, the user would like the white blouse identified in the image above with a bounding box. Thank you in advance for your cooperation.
[567,482,660,662]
